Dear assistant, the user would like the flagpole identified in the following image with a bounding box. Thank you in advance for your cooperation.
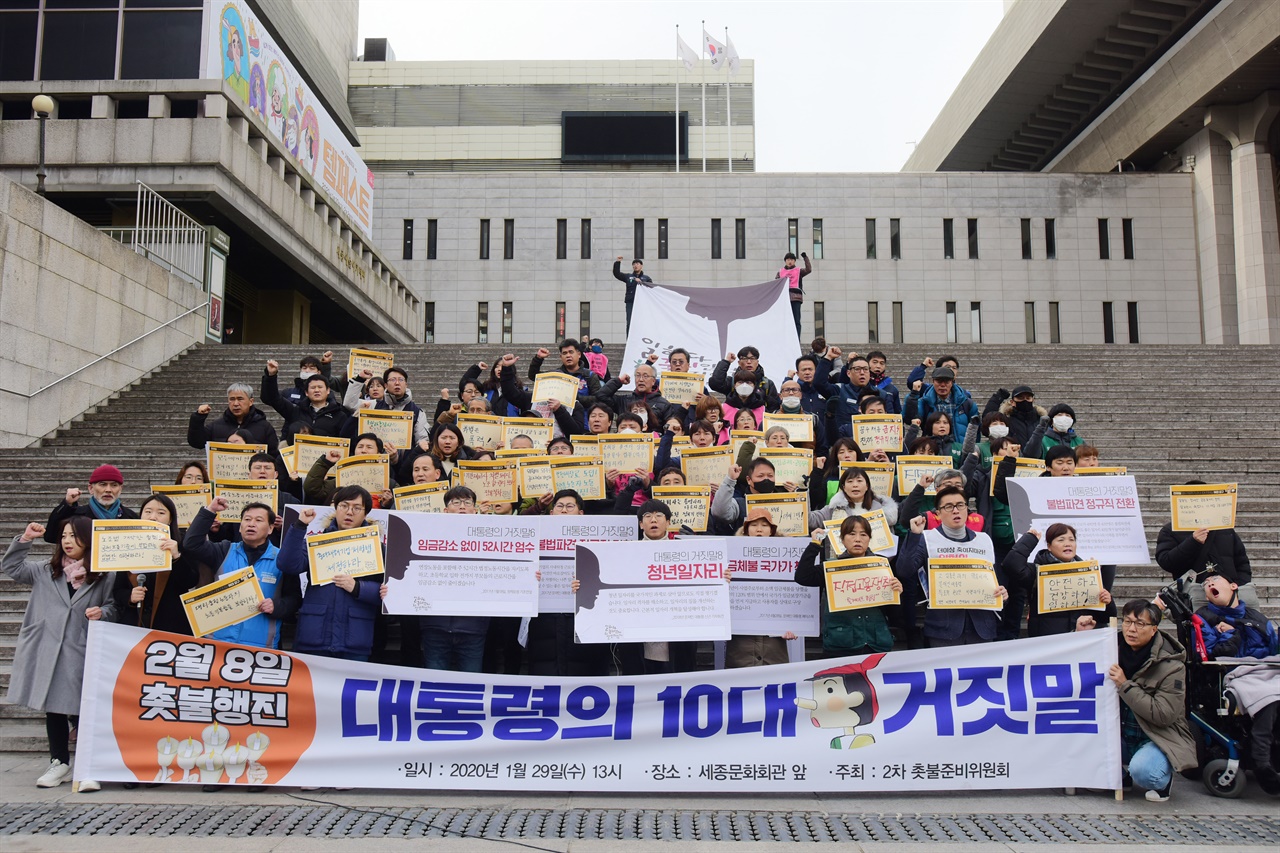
[725,27,732,174]
[675,26,680,174]
[700,19,706,173]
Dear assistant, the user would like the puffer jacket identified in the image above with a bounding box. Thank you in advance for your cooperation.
[1002,534,1115,636]
[1117,630,1197,771]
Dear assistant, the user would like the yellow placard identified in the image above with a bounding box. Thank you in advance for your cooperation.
[896,455,953,495]
[518,455,555,499]
[501,417,554,450]
[659,371,706,405]
[306,525,385,587]
[598,434,655,475]
[1036,560,1106,614]
[571,435,601,458]
[149,483,211,528]
[205,441,267,481]
[730,430,764,461]
[1075,466,1128,476]
[279,445,297,477]
[744,492,808,537]
[457,413,504,451]
[454,460,520,504]
[1170,483,1238,531]
[392,481,448,513]
[927,558,1002,610]
[762,412,815,444]
[825,509,896,554]
[90,520,171,573]
[824,556,900,612]
[839,461,896,498]
[990,457,1046,496]
[548,457,606,501]
[291,435,349,477]
[180,567,265,637]
[357,409,414,450]
[531,372,581,408]
[651,486,711,532]
[347,348,394,380]
[333,453,390,492]
[211,479,279,522]
[851,415,903,453]
[681,445,734,486]
[758,447,813,488]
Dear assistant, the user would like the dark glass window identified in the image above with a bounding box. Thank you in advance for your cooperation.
[1020,218,1032,259]
[633,219,644,260]
[479,219,490,259]
[556,219,567,259]
[865,218,876,259]
[787,218,798,255]
[1122,218,1135,259]
[503,219,514,260]
[423,302,435,343]
[40,11,118,80]
[580,219,591,259]
[426,219,438,259]
[0,12,37,81]
[121,10,201,79]
[942,218,954,259]
[658,218,668,260]
[734,219,746,259]
[966,218,979,259]
[1045,219,1056,259]
[1102,302,1115,344]
[1127,301,1140,343]
[710,219,721,259]
[812,219,823,259]
[890,218,901,260]
[402,219,413,260]
[1098,219,1110,259]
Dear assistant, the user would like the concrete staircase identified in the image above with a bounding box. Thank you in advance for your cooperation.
[1,342,1277,751]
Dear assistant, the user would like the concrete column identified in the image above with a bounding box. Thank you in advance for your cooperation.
[1205,91,1280,344]
[147,95,171,119]
[202,94,228,119]
[90,95,116,119]
[1179,129,1237,343]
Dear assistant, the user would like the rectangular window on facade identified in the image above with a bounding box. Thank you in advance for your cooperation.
[1045,219,1056,260]
[580,219,592,259]
[812,219,823,259]
[658,218,669,260]
[867,302,879,344]
[424,302,435,344]
[890,218,901,260]
[788,218,799,256]
[967,218,979,259]
[865,219,877,259]
[1049,301,1061,344]
[502,301,513,344]
[1122,218,1135,260]
[402,220,414,260]
[40,11,118,80]
[121,9,201,79]
[1098,219,1110,259]
[477,302,489,344]
[479,219,490,259]
[813,301,824,339]
[0,12,38,82]
[892,301,904,343]
[946,301,957,343]
[1102,302,1115,344]
[555,302,566,339]
[942,218,954,260]
[579,302,591,342]
[556,219,567,260]
[426,219,438,260]
[503,219,514,260]
[634,219,645,260]
[711,219,722,259]
[970,301,982,343]
[1020,218,1032,260]
[1127,301,1140,343]
[1024,302,1036,344]
[735,219,746,259]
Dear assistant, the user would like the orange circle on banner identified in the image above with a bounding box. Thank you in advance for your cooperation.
[112,631,316,785]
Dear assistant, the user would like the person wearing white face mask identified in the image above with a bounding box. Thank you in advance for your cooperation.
[710,346,782,411]
[719,368,769,436]
[1027,402,1086,460]
[969,411,1013,472]
[774,378,828,457]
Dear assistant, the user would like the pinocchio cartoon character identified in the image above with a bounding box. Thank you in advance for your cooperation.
[795,654,885,749]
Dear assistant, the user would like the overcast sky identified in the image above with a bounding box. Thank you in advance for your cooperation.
[357,0,1006,173]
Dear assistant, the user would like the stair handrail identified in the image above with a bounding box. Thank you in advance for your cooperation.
[2,303,208,399]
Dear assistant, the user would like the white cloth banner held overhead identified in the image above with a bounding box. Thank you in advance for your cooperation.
[76,622,1121,792]
[1006,476,1150,565]
[620,280,801,391]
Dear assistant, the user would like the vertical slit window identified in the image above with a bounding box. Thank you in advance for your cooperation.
[477,302,489,344]
[426,219,438,260]
[1122,218,1135,260]
[503,219,514,260]
[892,302,904,343]
[1127,301,1139,343]
[946,301,957,343]
[555,302,566,339]
[865,219,876,259]
[1020,218,1032,260]
[812,219,823,259]
[502,301,513,344]
[580,219,592,259]
[967,218,979,259]
[423,302,435,343]
[579,302,591,342]
[970,301,982,343]
[867,302,879,344]
[813,302,824,339]
[735,219,746,259]
[402,219,414,260]
[658,218,668,260]
[890,218,901,260]
[1024,302,1036,344]
[788,218,798,255]
[710,219,722,259]
[1098,219,1110,259]
[1044,219,1056,260]
[1049,302,1061,344]
[479,219,490,260]
[942,218,954,259]
[634,219,644,260]
[1102,302,1115,344]
[556,219,567,260]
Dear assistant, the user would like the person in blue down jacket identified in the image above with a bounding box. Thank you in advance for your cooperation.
[903,365,979,446]
[278,486,383,662]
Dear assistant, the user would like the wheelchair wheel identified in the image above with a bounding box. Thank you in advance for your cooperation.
[1201,758,1245,798]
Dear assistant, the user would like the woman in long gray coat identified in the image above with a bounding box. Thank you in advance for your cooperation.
[4,516,116,791]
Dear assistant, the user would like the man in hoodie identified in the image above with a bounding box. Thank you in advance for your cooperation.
[612,257,654,334]
[187,382,280,456]
[710,346,781,411]
[262,360,349,440]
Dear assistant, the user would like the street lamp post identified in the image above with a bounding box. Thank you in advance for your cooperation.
[31,94,54,196]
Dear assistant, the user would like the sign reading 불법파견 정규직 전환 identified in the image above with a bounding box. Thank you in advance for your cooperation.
[1006,476,1150,565]
[74,621,1122,792]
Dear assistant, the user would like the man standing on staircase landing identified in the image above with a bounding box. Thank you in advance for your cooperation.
[613,257,654,334]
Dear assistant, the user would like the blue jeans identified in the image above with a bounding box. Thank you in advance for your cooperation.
[1128,741,1172,791]
[422,627,485,673]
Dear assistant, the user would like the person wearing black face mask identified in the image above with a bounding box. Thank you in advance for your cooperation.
[983,385,1045,447]
[710,458,778,532]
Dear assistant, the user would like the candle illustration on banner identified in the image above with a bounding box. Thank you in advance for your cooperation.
[197,751,224,784]
[202,721,229,756]
[155,736,179,783]
[176,737,199,782]
[246,730,270,762]
[223,743,249,784]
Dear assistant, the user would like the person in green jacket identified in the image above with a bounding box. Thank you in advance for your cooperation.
[1028,403,1086,459]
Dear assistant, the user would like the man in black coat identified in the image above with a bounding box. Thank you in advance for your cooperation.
[44,464,138,543]
[261,359,349,441]
[187,382,280,455]
[612,257,654,334]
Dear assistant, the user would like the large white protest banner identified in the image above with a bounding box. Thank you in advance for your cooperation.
[725,537,819,636]
[1006,476,1149,565]
[77,622,1121,792]
[383,513,539,617]
[575,539,731,643]
[620,281,801,391]
[536,516,635,614]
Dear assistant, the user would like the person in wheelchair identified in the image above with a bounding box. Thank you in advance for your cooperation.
[1196,570,1280,795]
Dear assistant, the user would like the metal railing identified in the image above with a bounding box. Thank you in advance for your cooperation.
[120,182,208,286]
[2,303,207,399]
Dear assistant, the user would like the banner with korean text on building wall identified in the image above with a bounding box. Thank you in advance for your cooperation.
[205,1,374,238]
[76,623,1120,792]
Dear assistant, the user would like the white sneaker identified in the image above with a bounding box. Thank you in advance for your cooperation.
[36,760,71,788]
[77,779,101,793]
[1145,785,1171,802]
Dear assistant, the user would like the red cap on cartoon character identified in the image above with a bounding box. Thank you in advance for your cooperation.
[807,653,886,717]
